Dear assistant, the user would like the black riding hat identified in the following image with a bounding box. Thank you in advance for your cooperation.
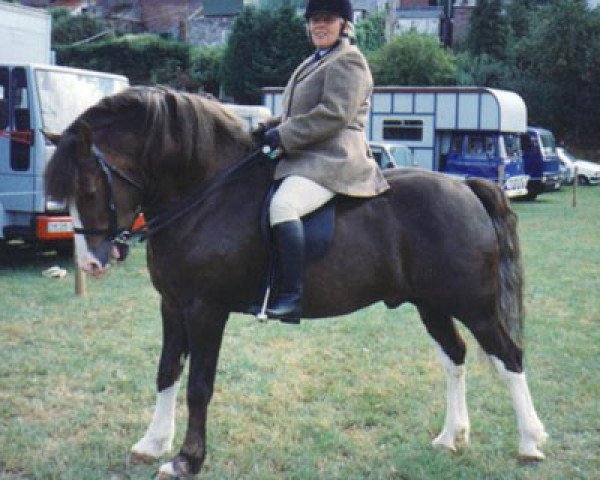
[305,0,353,23]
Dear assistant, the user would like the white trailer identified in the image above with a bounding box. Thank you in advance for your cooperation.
[263,86,530,196]
[0,2,52,65]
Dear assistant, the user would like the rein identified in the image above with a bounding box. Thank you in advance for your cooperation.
[74,144,268,246]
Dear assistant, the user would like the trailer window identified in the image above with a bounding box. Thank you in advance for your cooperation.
[0,68,8,129]
[383,119,423,141]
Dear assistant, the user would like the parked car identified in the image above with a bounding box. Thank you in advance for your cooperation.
[369,142,417,170]
[556,147,576,185]
[556,147,600,185]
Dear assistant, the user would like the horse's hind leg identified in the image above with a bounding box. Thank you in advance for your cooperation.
[466,316,548,460]
[417,305,469,453]
[131,299,188,460]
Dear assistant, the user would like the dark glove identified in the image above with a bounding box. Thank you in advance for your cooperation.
[264,128,282,150]
[251,123,268,144]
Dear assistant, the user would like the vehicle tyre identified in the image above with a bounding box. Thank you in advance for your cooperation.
[577,175,590,185]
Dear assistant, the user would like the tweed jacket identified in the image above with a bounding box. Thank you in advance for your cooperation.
[269,38,389,197]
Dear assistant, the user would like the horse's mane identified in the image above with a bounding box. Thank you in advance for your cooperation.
[45,86,254,201]
[85,86,253,174]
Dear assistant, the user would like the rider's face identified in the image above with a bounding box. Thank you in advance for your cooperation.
[309,13,344,49]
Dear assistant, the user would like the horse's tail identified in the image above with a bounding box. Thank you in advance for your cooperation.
[466,179,524,347]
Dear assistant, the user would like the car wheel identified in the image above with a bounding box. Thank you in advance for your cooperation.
[577,175,590,185]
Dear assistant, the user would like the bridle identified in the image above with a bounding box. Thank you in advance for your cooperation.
[73,143,268,250]
[72,145,145,249]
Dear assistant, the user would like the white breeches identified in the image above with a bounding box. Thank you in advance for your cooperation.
[269,175,335,226]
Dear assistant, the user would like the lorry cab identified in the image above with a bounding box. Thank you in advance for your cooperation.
[520,127,561,199]
[444,131,528,198]
[0,63,128,245]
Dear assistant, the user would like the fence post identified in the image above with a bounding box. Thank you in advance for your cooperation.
[74,246,87,296]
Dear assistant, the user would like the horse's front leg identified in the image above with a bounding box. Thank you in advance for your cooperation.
[158,300,228,478]
[131,299,188,460]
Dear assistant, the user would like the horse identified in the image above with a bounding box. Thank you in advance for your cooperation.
[44,86,547,478]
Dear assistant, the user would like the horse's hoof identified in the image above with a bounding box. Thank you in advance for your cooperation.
[432,436,457,454]
[157,455,198,479]
[518,451,545,463]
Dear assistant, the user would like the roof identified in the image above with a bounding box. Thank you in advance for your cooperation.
[202,0,243,16]
[396,7,443,19]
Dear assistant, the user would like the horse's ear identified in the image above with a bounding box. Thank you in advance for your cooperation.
[41,129,61,146]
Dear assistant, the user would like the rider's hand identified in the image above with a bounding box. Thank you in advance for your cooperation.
[251,123,268,144]
[264,128,282,150]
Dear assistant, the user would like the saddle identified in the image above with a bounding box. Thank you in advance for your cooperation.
[260,183,336,262]
[248,184,337,323]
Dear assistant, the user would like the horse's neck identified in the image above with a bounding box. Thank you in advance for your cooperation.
[143,143,265,217]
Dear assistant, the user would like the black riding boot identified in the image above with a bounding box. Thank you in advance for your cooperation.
[266,219,305,323]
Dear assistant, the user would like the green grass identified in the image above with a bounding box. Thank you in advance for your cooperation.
[1,186,599,479]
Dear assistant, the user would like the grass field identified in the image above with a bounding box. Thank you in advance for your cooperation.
[1,186,599,479]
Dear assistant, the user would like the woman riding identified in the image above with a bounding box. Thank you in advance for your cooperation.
[255,0,389,323]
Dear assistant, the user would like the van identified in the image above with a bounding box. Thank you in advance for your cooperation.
[520,127,561,199]
[0,64,128,244]
[444,131,528,197]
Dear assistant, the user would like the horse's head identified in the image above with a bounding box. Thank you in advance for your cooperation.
[44,119,144,277]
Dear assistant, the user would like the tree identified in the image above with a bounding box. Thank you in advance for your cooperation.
[356,12,386,54]
[50,8,110,47]
[189,45,225,97]
[221,5,311,104]
[508,0,593,144]
[467,0,509,60]
[370,32,456,86]
[56,34,191,86]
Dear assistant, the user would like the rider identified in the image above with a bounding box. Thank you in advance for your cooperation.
[254,0,389,322]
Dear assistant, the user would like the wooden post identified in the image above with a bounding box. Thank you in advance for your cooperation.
[572,165,578,208]
[74,246,87,296]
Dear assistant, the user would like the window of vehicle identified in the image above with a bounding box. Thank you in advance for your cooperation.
[0,67,8,129]
[450,135,463,153]
[11,67,30,171]
[383,119,423,141]
[35,68,128,134]
[502,133,521,158]
[391,146,412,167]
[465,134,496,157]
[540,133,556,156]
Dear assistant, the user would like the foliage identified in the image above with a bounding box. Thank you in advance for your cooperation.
[55,34,191,86]
[466,0,509,60]
[507,0,597,145]
[221,4,312,104]
[189,45,225,97]
[355,11,386,54]
[455,52,508,88]
[50,8,111,47]
[370,32,456,86]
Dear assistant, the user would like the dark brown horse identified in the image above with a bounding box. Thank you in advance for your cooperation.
[44,86,547,478]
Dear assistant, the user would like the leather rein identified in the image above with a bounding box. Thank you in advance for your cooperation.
[73,144,267,247]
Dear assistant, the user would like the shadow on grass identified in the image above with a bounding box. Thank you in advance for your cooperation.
[0,240,73,272]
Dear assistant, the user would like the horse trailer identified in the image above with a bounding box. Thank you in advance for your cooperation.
[263,86,530,198]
